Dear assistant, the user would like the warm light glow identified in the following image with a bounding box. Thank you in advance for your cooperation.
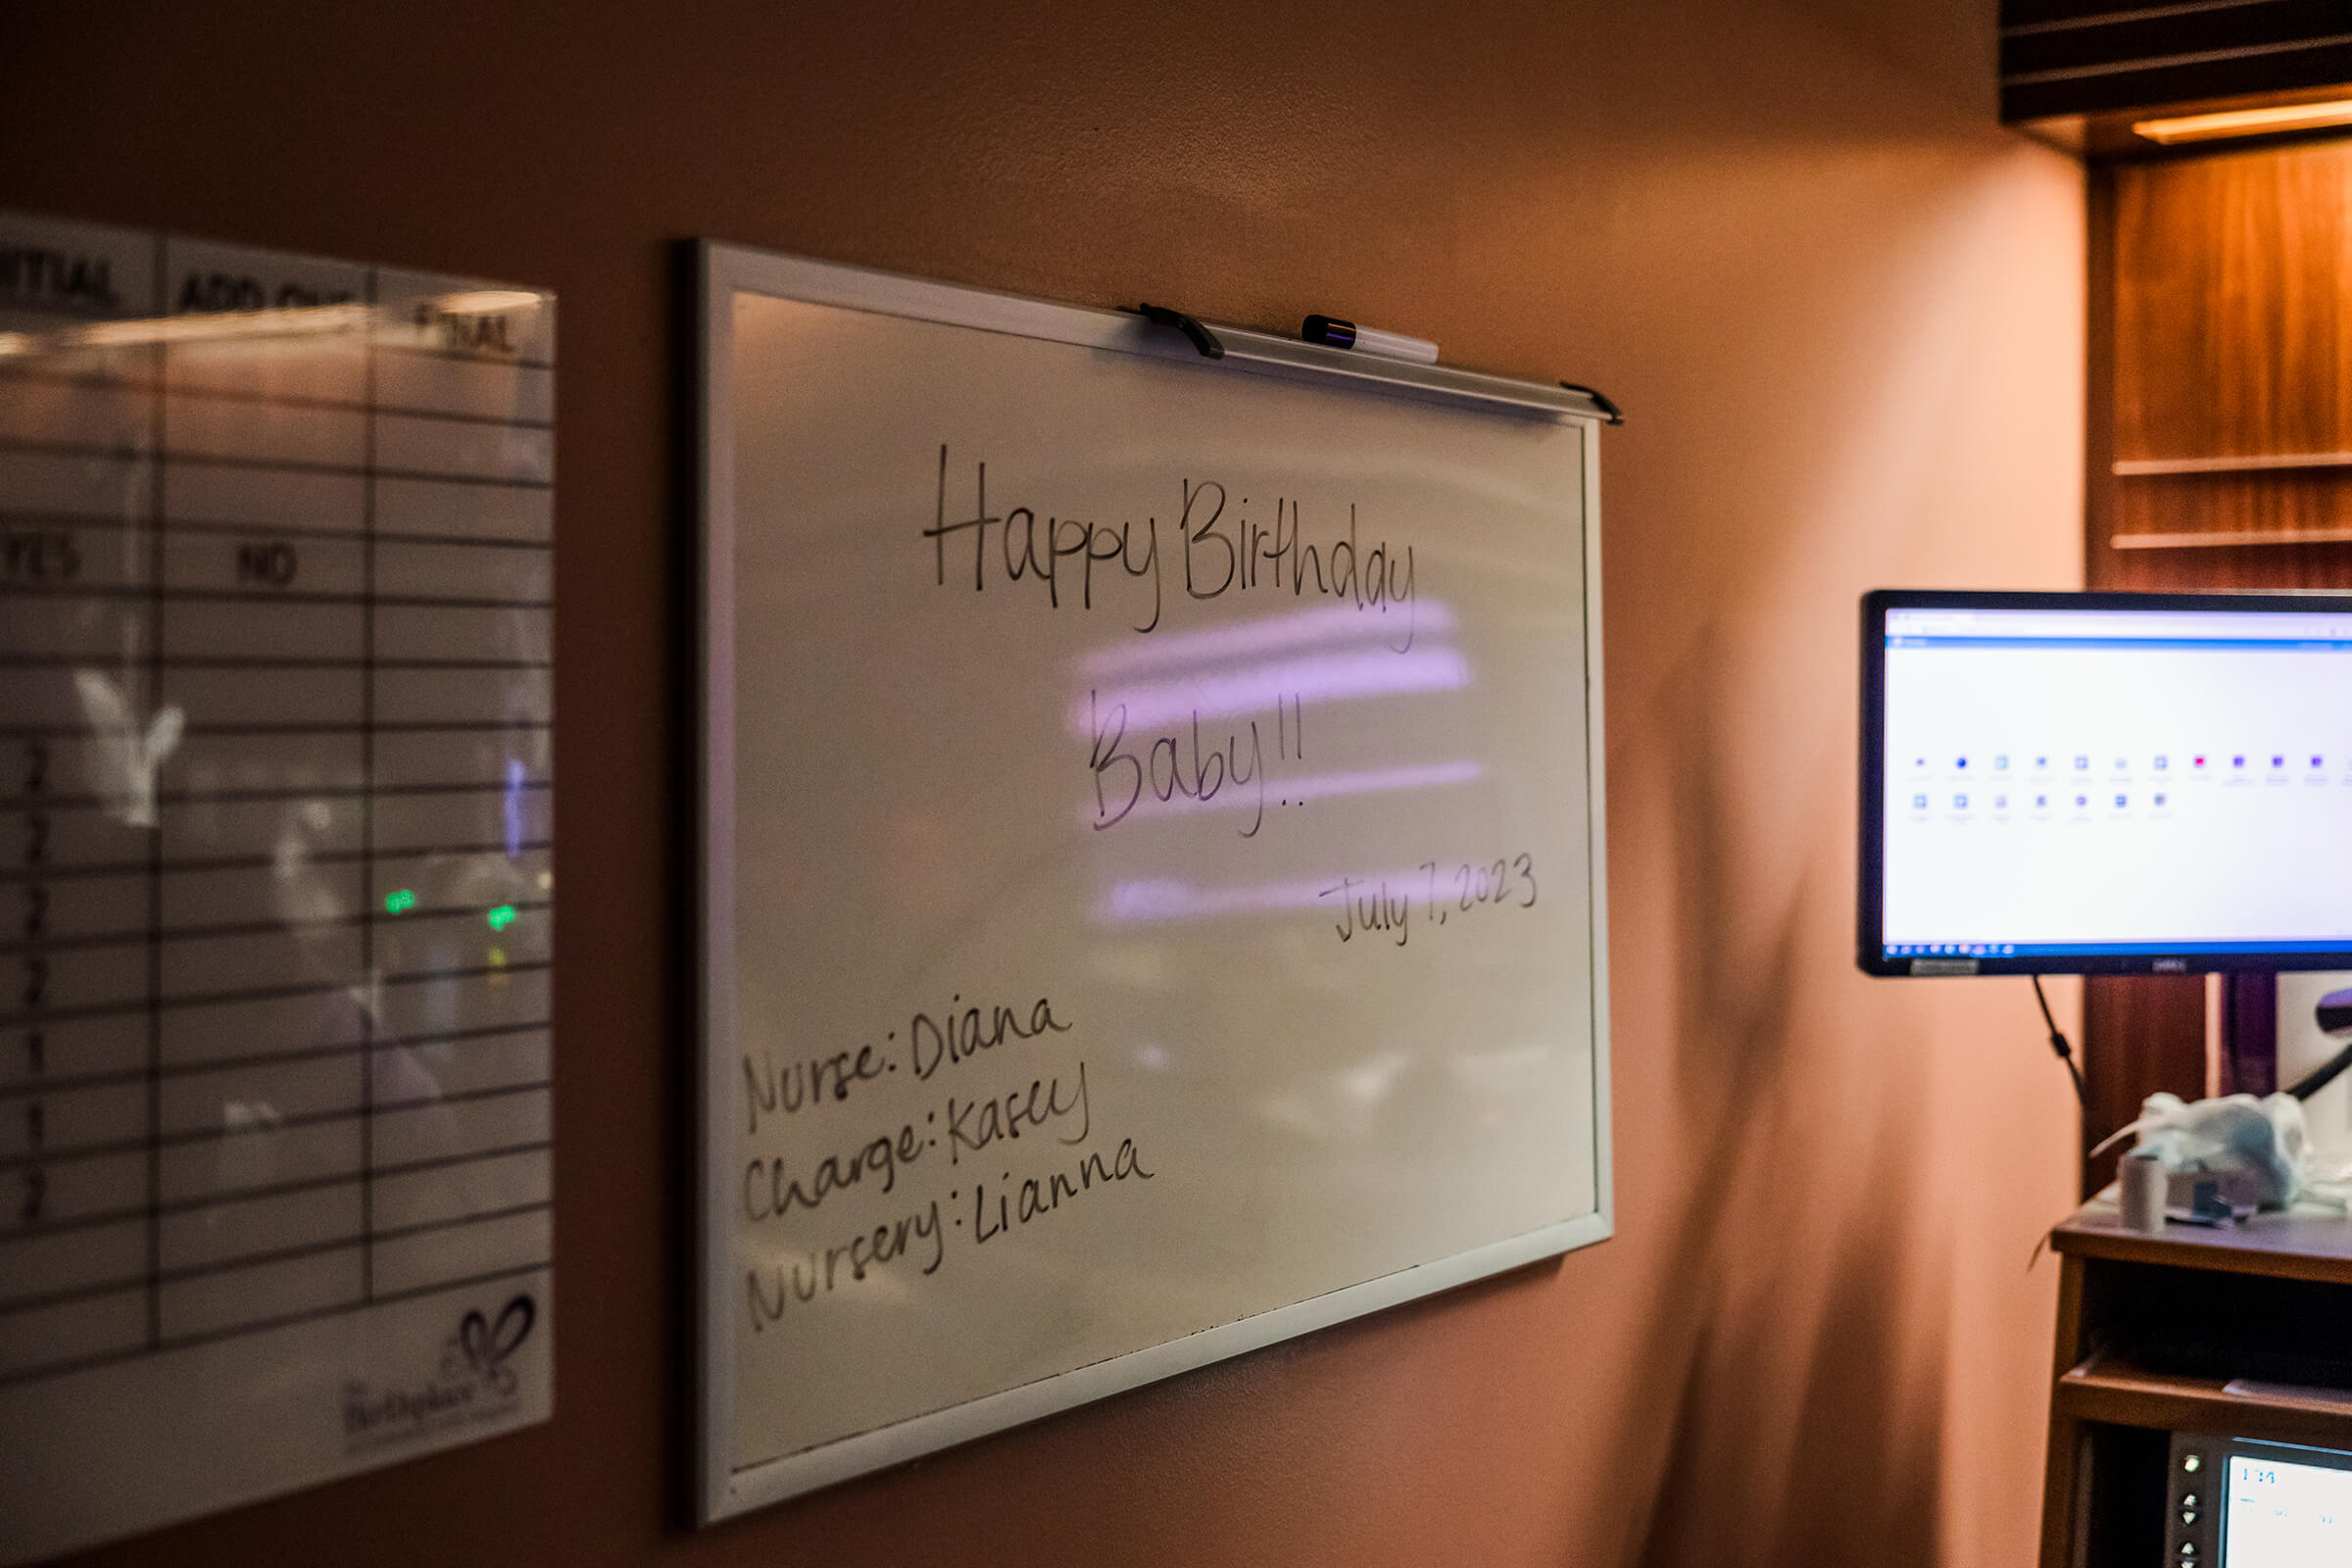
[2133,98,2352,144]
[1071,646,1470,733]
[74,302,375,348]
[0,293,544,363]
[430,289,543,316]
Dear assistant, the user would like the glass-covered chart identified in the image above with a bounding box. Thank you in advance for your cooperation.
[0,213,555,1565]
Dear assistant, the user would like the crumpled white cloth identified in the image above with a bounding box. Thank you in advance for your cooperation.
[2091,1091,2352,1212]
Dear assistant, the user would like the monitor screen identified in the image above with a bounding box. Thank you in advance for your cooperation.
[1858,590,2352,976]
[2228,1449,2352,1564]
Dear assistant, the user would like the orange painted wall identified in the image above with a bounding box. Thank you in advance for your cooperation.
[1,2,2084,1563]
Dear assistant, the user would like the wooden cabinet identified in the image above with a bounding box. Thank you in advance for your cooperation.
[2106,136,2352,560]
[2039,1200,2352,1565]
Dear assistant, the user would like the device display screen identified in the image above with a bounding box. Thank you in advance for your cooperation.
[2228,1451,2352,1561]
[1865,595,2352,971]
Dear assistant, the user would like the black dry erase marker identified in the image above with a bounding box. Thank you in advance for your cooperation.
[1300,315,1439,365]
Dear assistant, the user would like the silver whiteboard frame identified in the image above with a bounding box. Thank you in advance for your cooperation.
[693,240,1613,1525]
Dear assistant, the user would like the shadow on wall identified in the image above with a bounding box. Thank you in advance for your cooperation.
[1623,621,1948,1566]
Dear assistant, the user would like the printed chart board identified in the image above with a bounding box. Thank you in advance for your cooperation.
[697,244,1610,1518]
[0,213,555,1564]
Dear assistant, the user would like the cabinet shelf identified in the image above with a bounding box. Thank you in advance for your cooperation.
[2058,1349,2352,1446]
[2048,1203,2352,1288]
[2111,526,2352,550]
[2039,1200,2352,1566]
[2115,453,2352,476]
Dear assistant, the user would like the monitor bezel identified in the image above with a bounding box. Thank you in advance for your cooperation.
[1858,587,2352,977]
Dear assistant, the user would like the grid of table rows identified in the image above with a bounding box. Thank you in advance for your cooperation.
[0,233,554,1383]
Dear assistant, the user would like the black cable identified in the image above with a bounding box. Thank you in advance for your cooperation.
[2033,974,2086,1107]
[2286,1040,2352,1102]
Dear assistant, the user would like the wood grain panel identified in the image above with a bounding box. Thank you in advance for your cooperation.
[2114,138,2352,466]
[2101,537,2352,590]
[2112,471,2352,545]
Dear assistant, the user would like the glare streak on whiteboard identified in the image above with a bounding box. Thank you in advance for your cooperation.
[1102,875,1360,922]
[1070,648,1470,732]
[1078,601,1458,680]
[1081,760,1485,825]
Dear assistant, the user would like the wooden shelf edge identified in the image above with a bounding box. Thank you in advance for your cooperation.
[2115,452,2352,476]
[2048,1208,2352,1287]
[2057,1356,2352,1443]
[2112,526,2352,550]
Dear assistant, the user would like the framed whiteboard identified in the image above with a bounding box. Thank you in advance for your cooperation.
[694,242,1611,1522]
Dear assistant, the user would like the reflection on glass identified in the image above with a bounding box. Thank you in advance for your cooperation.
[71,672,182,829]
[1,253,555,1391]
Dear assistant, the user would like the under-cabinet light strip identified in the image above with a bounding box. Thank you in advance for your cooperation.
[2115,453,2352,476]
[2112,526,2352,550]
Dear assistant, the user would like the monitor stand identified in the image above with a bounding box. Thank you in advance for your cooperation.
[2223,969,2278,1096]
[2194,973,2352,1184]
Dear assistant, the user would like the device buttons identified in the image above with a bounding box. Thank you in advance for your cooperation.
[2164,1440,2216,1568]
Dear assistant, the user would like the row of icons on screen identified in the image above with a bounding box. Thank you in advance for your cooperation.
[1906,790,2170,812]
[1909,753,2339,774]
[1887,944,2015,956]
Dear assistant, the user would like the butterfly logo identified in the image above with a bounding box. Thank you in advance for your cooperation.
[442,1294,535,1396]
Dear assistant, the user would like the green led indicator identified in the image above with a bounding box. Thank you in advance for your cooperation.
[384,889,417,915]
[486,904,518,932]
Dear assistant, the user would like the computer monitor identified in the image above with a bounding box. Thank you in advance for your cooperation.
[1858,589,2352,977]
